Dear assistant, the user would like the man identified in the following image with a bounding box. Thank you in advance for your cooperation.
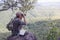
[10,12,26,36]
[7,12,37,40]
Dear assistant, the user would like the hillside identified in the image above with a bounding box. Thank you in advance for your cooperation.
[0,2,60,40]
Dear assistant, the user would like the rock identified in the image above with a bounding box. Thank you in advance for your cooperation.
[7,31,37,40]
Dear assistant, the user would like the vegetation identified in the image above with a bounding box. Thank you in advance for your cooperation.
[0,13,60,40]
[0,0,60,40]
[0,0,36,13]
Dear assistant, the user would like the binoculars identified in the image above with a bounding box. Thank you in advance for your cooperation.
[21,14,26,17]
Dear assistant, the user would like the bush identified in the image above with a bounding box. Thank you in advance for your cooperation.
[47,27,58,40]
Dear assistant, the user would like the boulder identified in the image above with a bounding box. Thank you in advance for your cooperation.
[7,31,37,40]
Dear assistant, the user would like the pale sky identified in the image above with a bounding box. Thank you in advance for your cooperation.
[38,0,60,2]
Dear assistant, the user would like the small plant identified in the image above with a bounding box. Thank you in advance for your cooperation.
[47,24,58,40]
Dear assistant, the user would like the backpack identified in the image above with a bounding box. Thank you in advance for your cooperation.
[6,18,14,31]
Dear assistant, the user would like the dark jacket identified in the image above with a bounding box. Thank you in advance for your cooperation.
[12,18,26,36]
[13,18,26,30]
[7,17,26,36]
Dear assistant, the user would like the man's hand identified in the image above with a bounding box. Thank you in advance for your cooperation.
[22,14,26,18]
[23,14,26,25]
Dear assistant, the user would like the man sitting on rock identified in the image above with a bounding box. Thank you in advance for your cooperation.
[7,12,37,40]
[7,12,26,36]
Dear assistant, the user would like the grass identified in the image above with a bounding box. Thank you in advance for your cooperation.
[0,9,60,40]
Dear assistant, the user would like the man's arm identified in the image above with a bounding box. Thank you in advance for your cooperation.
[18,16,26,25]
[23,16,26,25]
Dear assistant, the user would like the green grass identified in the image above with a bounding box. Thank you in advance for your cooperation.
[0,10,60,40]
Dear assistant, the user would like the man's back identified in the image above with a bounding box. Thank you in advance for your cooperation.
[13,18,20,30]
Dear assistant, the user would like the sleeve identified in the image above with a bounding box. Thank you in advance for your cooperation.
[18,20,26,25]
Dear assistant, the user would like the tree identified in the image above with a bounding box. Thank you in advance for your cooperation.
[0,0,36,13]
[18,0,36,13]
